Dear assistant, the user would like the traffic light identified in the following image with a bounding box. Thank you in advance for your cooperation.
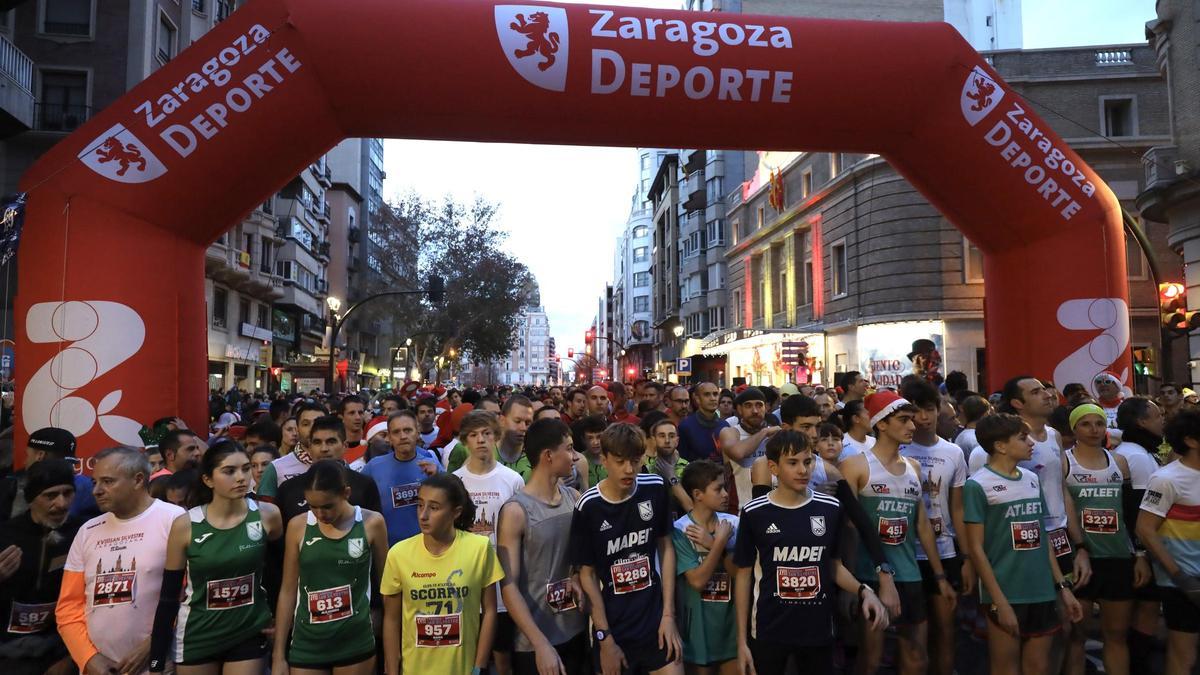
[567,347,574,358]
[585,329,595,344]
[427,275,445,303]
[1160,282,1200,334]
[626,366,637,378]
[1132,347,1157,377]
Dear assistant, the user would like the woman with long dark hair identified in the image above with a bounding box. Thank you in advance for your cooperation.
[380,472,503,675]
[148,441,284,674]
[272,460,388,675]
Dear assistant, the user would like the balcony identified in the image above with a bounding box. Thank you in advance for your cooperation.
[1143,145,1180,193]
[34,103,90,132]
[322,203,332,221]
[0,34,34,137]
[317,240,331,260]
[683,171,706,211]
[348,226,361,243]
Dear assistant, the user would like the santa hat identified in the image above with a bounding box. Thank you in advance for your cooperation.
[865,390,911,428]
[366,417,389,441]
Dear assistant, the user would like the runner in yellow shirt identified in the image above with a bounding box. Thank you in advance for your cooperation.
[380,473,504,675]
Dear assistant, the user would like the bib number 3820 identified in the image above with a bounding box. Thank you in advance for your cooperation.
[776,566,821,600]
[610,556,653,595]
[307,584,353,624]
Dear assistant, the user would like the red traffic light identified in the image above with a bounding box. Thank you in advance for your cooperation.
[626,366,637,377]
[567,348,574,358]
[585,330,595,344]
[1161,282,1185,300]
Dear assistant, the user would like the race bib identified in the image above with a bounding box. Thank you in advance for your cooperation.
[776,566,821,600]
[415,613,461,647]
[930,516,944,538]
[391,482,421,509]
[609,556,653,595]
[878,517,908,545]
[92,571,135,607]
[1048,528,1073,558]
[701,572,731,602]
[1082,508,1119,535]
[7,601,55,634]
[206,573,255,610]
[546,578,578,613]
[307,584,353,624]
[1010,520,1041,550]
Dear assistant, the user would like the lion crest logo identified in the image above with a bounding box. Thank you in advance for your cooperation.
[960,65,1005,127]
[495,5,569,92]
[78,123,167,184]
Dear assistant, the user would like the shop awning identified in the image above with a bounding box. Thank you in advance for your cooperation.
[698,329,824,357]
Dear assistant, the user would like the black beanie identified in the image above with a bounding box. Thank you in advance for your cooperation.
[25,458,76,503]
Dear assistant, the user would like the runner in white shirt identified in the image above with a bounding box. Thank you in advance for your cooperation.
[453,410,525,675]
[900,378,970,675]
[836,400,875,463]
[57,447,185,675]
[953,394,991,462]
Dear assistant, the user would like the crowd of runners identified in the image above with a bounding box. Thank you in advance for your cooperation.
[0,372,1198,675]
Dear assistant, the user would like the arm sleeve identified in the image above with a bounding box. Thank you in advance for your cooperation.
[359,474,383,513]
[963,480,986,524]
[567,506,592,568]
[1139,472,1175,518]
[672,527,700,574]
[835,479,887,566]
[148,568,185,672]
[732,511,755,568]
[1123,482,1143,549]
[56,570,99,670]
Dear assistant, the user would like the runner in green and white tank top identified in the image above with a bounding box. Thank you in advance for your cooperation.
[272,459,389,675]
[855,449,924,583]
[174,500,272,662]
[149,442,285,674]
[1065,448,1131,560]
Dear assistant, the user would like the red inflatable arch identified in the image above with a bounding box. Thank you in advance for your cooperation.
[15,0,1129,458]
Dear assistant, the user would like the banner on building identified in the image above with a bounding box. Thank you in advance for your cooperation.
[857,321,945,388]
[0,193,26,268]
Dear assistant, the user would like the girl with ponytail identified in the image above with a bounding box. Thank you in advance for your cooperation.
[379,473,502,675]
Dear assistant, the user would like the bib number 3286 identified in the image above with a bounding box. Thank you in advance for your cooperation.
[610,556,652,595]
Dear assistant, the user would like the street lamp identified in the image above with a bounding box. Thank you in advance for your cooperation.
[326,296,342,315]
[673,324,684,337]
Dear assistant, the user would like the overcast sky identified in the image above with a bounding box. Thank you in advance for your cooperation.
[381,0,1157,358]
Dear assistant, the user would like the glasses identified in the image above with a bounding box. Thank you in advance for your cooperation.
[671,398,690,403]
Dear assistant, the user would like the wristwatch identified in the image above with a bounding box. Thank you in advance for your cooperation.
[1055,579,1074,591]
[594,629,610,642]
[875,562,897,576]
[669,476,680,486]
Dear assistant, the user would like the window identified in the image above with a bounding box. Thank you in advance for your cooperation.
[632,225,648,239]
[772,245,786,311]
[212,287,228,329]
[239,297,251,327]
[732,289,743,327]
[633,271,650,288]
[216,0,233,22]
[794,231,812,307]
[1101,96,1136,138]
[708,262,724,290]
[830,153,841,177]
[157,13,177,63]
[256,304,269,329]
[963,236,984,283]
[830,239,848,297]
[192,0,205,13]
[633,295,649,313]
[37,69,88,131]
[757,207,764,229]
[709,306,726,331]
[752,256,764,319]
[260,236,273,274]
[41,0,91,36]
[731,220,739,245]
[706,176,724,203]
[633,246,648,262]
[801,170,813,199]
[707,219,724,247]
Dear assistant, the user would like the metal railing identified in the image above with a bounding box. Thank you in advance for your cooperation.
[35,103,91,132]
[0,33,32,94]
